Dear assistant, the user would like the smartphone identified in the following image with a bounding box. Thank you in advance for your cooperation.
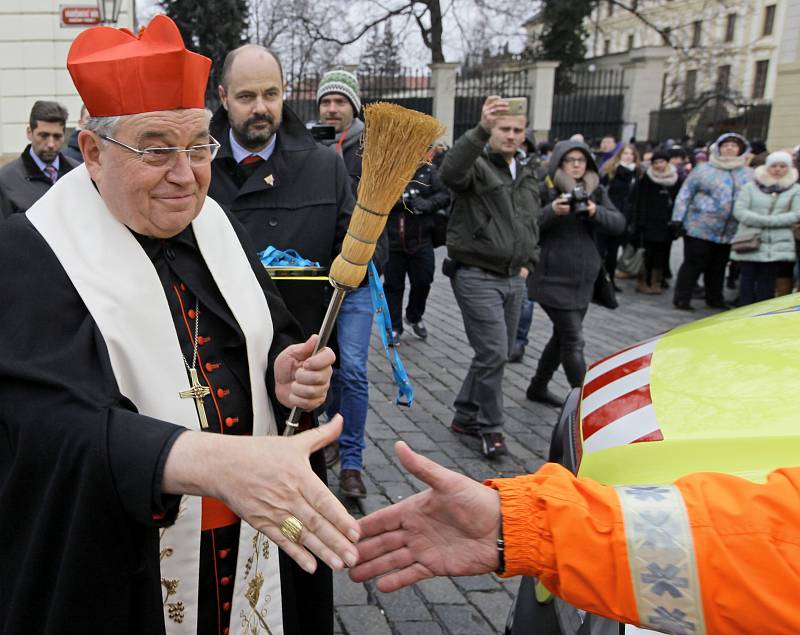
[498,97,527,117]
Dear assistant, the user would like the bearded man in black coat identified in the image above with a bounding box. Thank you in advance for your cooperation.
[208,45,353,340]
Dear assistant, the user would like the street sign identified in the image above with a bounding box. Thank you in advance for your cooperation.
[60,5,101,27]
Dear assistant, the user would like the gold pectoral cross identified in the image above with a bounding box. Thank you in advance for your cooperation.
[179,368,211,429]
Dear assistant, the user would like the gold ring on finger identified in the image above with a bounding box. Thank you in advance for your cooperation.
[280,515,304,544]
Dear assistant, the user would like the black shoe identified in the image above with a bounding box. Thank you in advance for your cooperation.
[673,301,694,311]
[406,318,428,339]
[508,344,525,363]
[525,383,563,407]
[339,469,367,498]
[480,432,507,459]
[692,284,705,299]
[450,420,479,437]
[706,300,732,310]
[324,441,339,468]
[389,330,401,347]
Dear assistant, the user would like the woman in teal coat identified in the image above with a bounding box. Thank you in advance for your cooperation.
[731,151,800,305]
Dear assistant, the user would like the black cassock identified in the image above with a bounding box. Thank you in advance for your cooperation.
[0,212,332,634]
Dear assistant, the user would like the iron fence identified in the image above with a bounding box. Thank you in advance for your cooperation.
[550,69,626,142]
[453,67,531,141]
[283,67,432,124]
[649,100,772,145]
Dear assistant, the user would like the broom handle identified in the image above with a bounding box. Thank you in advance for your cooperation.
[283,284,348,436]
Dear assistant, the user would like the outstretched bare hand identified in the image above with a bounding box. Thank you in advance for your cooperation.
[349,442,500,592]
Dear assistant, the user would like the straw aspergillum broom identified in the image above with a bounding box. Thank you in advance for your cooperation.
[284,103,445,436]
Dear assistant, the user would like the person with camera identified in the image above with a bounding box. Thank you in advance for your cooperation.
[439,95,540,459]
[384,161,450,342]
[526,140,625,406]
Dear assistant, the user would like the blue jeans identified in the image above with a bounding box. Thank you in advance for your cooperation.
[515,296,534,348]
[325,286,373,470]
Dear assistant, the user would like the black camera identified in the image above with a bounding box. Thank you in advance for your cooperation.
[562,186,590,217]
[306,123,336,142]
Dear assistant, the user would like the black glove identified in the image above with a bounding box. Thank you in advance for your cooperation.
[669,221,685,240]
[412,198,435,214]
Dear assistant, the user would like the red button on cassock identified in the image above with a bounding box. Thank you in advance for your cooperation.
[217,388,230,398]
[198,336,211,345]
[179,282,186,292]
[188,309,196,319]
[223,602,231,612]
[225,417,239,428]
[220,576,231,587]
[223,629,229,635]
[218,548,230,559]
[205,361,220,372]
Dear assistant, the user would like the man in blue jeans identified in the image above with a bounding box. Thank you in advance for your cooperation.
[317,70,387,497]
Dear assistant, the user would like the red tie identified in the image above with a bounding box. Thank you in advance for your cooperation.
[240,154,262,165]
[44,164,58,184]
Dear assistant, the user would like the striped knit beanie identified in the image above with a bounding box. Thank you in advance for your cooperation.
[316,69,361,115]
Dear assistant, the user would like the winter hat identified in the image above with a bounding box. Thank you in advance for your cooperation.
[651,149,670,162]
[316,70,361,115]
[693,149,708,162]
[713,132,749,156]
[766,151,793,167]
[750,139,767,155]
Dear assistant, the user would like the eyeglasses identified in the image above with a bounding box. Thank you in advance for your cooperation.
[98,134,221,167]
[563,157,587,165]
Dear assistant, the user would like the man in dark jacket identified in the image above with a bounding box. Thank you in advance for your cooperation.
[0,100,78,218]
[439,95,540,459]
[208,45,352,340]
[384,161,450,341]
[315,70,382,499]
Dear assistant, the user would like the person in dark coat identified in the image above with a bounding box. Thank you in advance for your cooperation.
[631,150,681,294]
[384,161,450,341]
[62,103,89,164]
[526,140,626,406]
[599,143,639,289]
[208,45,352,341]
[0,100,78,218]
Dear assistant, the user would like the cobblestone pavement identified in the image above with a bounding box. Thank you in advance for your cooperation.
[328,246,725,635]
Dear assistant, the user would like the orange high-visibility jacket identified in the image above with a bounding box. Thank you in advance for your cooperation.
[486,464,800,635]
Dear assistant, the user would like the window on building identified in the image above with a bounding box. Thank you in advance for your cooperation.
[627,33,635,50]
[691,21,702,48]
[604,38,611,55]
[662,27,672,45]
[753,60,769,98]
[607,0,614,16]
[763,4,776,36]
[685,69,698,100]
[717,64,731,92]
[724,14,736,42]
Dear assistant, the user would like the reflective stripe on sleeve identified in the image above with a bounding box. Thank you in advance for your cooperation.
[615,485,707,635]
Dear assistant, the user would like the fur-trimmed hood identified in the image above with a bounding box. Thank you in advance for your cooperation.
[754,164,800,191]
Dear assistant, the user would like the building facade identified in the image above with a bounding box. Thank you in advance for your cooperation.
[766,0,800,150]
[0,0,134,161]
[527,0,791,142]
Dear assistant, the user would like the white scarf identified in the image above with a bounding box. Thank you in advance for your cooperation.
[646,164,679,186]
[709,152,747,171]
[26,164,284,635]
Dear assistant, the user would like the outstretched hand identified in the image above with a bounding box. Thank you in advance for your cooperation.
[163,416,360,575]
[349,442,500,592]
